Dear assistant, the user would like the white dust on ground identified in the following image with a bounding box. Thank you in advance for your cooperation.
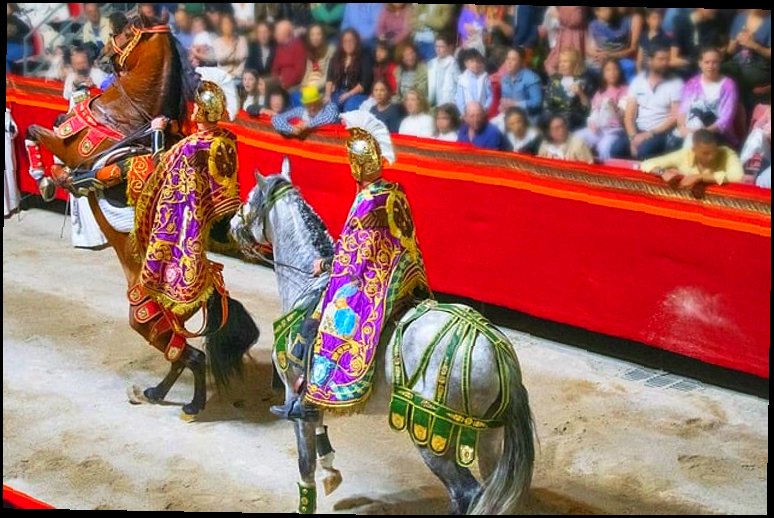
[2,210,768,514]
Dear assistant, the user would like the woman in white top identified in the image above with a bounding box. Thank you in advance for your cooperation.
[433,103,460,142]
[191,14,216,66]
[399,89,435,138]
[213,14,248,84]
[240,69,261,112]
[676,48,740,149]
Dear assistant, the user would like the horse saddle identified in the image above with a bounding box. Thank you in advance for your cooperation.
[55,97,126,158]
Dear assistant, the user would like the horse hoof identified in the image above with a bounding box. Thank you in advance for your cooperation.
[143,387,164,403]
[323,469,343,496]
[127,385,152,405]
[181,404,201,421]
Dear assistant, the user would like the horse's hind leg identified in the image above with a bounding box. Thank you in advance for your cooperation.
[294,418,320,514]
[418,447,481,515]
[181,346,207,417]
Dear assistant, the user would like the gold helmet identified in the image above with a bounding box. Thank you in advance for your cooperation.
[341,112,396,183]
[194,81,228,123]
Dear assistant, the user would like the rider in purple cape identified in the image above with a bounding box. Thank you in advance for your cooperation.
[131,81,240,322]
[271,112,431,421]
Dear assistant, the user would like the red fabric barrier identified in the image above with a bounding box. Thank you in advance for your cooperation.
[7,77,771,378]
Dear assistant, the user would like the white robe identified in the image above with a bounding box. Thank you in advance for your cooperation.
[5,108,21,217]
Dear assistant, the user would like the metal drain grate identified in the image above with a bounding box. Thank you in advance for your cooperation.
[620,368,702,393]
[622,367,659,381]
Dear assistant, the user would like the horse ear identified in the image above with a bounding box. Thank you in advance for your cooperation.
[255,171,267,188]
[281,156,292,182]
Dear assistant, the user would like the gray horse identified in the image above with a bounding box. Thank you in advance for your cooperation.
[230,159,535,515]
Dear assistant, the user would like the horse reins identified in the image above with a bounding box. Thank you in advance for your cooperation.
[238,182,316,277]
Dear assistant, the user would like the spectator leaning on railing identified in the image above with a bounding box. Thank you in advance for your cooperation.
[272,84,339,137]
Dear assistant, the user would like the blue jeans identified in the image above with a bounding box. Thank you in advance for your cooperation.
[635,133,677,161]
[333,91,368,113]
[7,42,27,73]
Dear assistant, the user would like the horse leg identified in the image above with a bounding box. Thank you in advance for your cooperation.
[315,419,343,496]
[294,418,320,514]
[143,360,186,402]
[417,448,481,515]
[27,125,70,166]
[181,346,207,418]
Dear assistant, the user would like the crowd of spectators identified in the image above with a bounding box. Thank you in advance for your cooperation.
[7,4,772,188]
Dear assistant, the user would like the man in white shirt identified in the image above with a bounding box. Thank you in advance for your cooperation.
[427,34,459,107]
[62,46,108,104]
[624,46,684,160]
[81,3,111,48]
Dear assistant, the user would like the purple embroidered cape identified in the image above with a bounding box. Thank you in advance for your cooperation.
[131,127,240,315]
[305,180,430,411]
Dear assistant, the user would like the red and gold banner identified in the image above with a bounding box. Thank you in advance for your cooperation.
[7,76,771,378]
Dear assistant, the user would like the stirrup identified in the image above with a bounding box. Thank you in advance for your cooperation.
[270,398,319,422]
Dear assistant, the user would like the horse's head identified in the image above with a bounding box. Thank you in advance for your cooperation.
[230,157,295,257]
[101,13,172,74]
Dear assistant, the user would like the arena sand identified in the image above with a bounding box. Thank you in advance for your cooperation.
[3,210,767,514]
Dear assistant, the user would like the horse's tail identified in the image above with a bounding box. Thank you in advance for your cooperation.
[468,353,535,515]
[203,290,260,389]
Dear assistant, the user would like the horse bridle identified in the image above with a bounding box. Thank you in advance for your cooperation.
[109,25,172,124]
[238,181,314,277]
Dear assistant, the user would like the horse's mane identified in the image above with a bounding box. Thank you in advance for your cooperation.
[265,176,335,258]
[128,12,200,123]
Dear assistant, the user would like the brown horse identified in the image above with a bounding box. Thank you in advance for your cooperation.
[26,14,258,417]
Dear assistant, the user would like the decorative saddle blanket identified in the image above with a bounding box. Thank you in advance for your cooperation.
[55,97,125,158]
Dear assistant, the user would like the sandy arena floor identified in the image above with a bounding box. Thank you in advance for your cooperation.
[2,209,768,514]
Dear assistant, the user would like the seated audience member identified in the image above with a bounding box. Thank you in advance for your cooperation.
[427,34,459,108]
[624,47,684,160]
[373,41,398,94]
[239,69,261,111]
[511,5,541,58]
[213,13,248,83]
[676,48,739,149]
[231,2,255,32]
[723,9,771,112]
[456,50,493,115]
[326,29,372,113]
[412,4,455,61]
[81,3,111,48]
[494,48,543,130]
[637,9,671,73]
[434,103,461,142]
[190,14,216,66]
[457,4,487,56]
[395,43,428,102]
[246,21,276,77]
[341,3,385,51]
[484,5,515,69]
[63,46,108,103]
[576,58,630,161]
[302,24,335,94]
[544,48,592,131]
[641,129,745,194]
[376,3,415,47]
[272,20,307,91]
[7,4,31,73]
[244,75,274,114]
[538,115,594,163]
[504,107,542,155]
[272,85,339,137]
[370,80,404,133]
[310,3,345,39]
[544,6,587,76]
[670,9,726,79]
[172,8,194,50]
[739,106,771,188]
[399,89,434,138]
[250,85,290,117]
[586,7,636,81]
[458,101,505,151]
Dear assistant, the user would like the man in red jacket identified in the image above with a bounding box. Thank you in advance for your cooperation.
[271,20,307,92]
